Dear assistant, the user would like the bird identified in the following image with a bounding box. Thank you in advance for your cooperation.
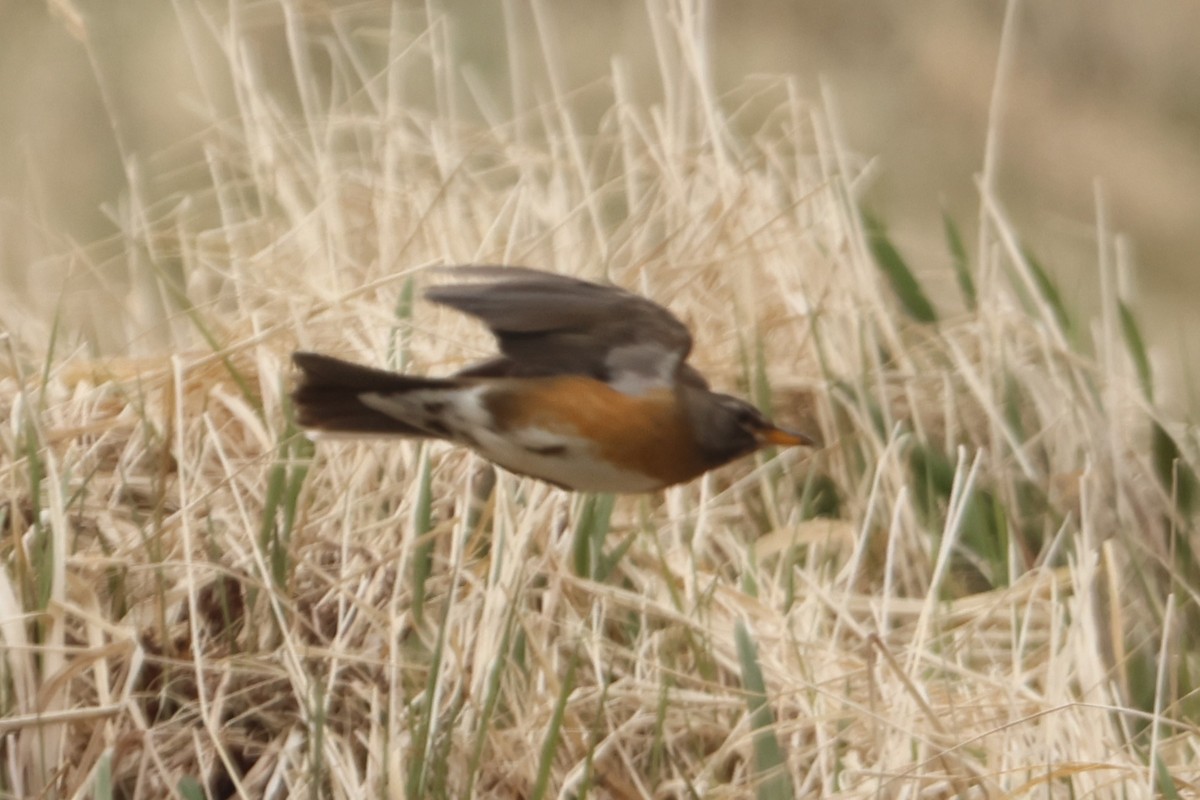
[291,266,816,492]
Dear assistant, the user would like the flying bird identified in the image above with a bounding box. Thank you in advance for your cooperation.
[292,267,815,492]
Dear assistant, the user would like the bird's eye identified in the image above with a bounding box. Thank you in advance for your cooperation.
[734,404,761,427]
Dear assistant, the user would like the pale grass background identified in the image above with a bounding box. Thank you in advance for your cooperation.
[2,0,1199,406]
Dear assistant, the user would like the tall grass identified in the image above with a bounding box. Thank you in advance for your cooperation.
[0,1,1197,797]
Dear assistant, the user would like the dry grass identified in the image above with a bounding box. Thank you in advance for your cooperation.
[1,2,1198,798]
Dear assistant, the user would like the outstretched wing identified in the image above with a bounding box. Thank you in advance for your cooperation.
[426,266,704,393]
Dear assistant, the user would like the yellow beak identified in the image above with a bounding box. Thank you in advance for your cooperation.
[758,425,818,448]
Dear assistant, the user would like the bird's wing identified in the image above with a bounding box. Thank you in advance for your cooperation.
[426,266,702,393]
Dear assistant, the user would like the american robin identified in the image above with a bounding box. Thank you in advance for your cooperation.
[292,266,816,492]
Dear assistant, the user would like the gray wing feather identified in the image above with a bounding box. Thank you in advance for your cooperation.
[426,266,697,389]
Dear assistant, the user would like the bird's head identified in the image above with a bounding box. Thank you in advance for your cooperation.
[691,392,816,467]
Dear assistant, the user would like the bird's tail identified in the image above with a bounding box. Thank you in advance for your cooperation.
[291,352,459,436]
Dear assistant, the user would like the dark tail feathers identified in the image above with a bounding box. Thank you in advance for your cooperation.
[291,351,456,435]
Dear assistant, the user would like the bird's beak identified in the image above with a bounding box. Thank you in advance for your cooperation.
[758,425,818,448]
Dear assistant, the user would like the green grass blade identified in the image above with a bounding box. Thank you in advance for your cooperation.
[465,587,523,796]
[21,417,52,613]
[1119,300,1154,400]
[1154,753,1184,800]
[407,527,450,800]
[1152,422,1197,518]
[572,493,615,578]
[94,751,113,800]
[259,418,313,589]
[176,776,205,800]
[146,257,258,404]
[1021,245,1072,337]
[942,210,976,310]
[596,529,638,583]
[389,275,416,371]
[734,620,794,800]
[863,211,938,323]
[909,444,1008,591]
[259,460,289,587]
[530,650,579,800]
[410,446,435,625]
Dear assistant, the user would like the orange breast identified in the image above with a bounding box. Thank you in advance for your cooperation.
[483,376,710,487]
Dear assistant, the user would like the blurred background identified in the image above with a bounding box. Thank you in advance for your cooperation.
[2,0,1197,405]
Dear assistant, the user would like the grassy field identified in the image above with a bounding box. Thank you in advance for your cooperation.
[1,2,1198,797]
